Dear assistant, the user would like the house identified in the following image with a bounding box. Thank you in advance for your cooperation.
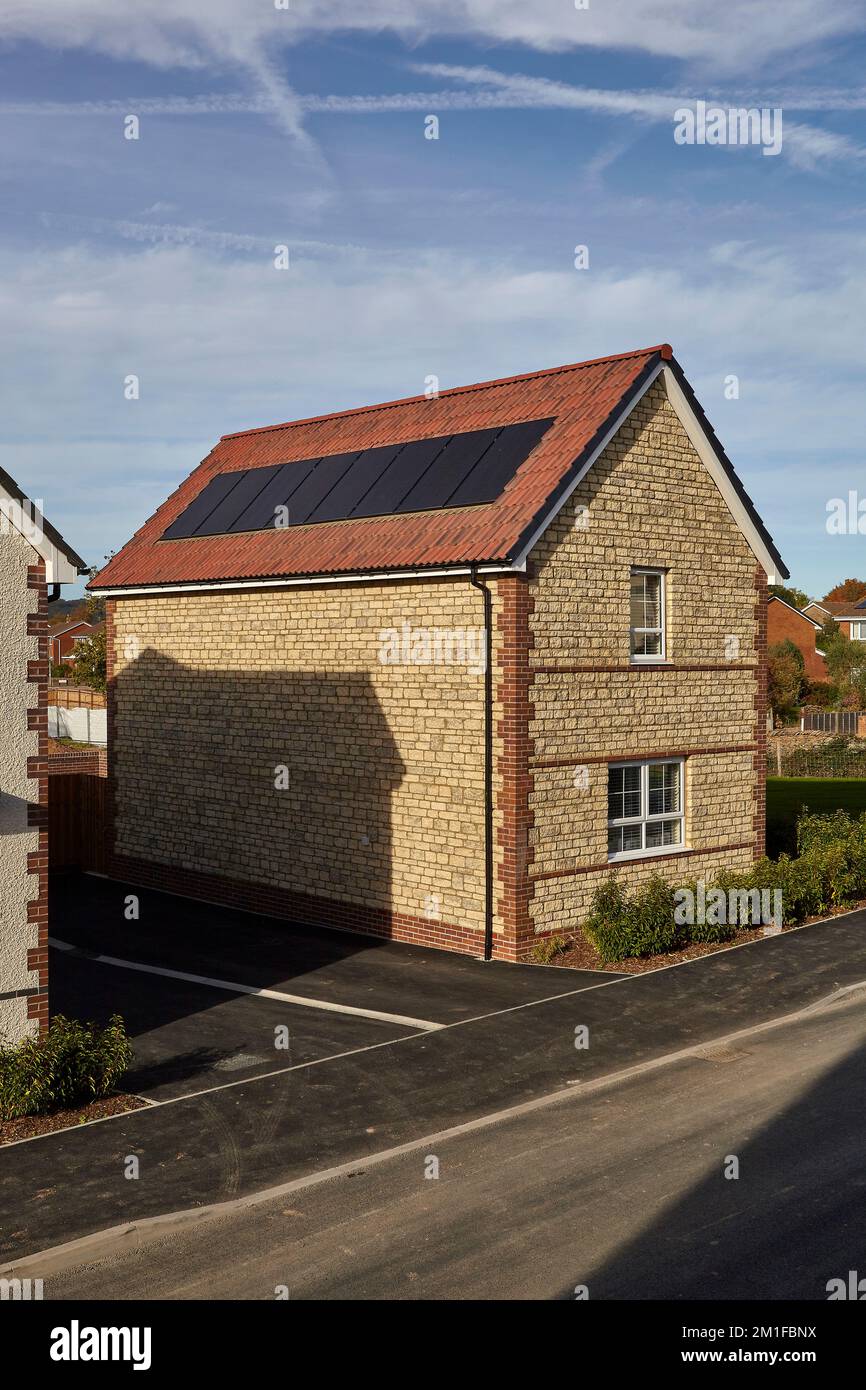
[767,595,826,681]
[89,344,786,962]
[48,618,102,667]
[802,599,866,640]
[0,467,87,1042]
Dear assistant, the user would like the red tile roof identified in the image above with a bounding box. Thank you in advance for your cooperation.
[89,344,784,590]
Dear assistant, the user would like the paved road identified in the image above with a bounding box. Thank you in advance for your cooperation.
[5,875,866,1269]
[22,988,866,1300]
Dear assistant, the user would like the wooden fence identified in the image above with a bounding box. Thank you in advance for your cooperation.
[49,774,106,873]
[47,682,105,709]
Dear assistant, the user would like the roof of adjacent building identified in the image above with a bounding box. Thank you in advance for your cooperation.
[90,343,787,591]
[0,465,88,575]
[804,599,864,620]
[767,594,823,629]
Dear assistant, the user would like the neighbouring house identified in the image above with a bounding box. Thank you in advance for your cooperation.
[48,618,102,667]
[801,599,866,639]
[0,467,87,1042]
[767,595,827,681]
[89,343,786,962]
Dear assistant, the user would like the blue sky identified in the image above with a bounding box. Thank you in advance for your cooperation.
[2,1,866,597]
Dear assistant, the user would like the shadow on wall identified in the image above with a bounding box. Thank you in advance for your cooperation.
[105,647,407,946]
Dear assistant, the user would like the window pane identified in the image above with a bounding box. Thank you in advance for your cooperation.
[630,572,663,656]
[633,629,662,657]
[646,818,681,848]
[608,765,641,820]
[648,763,680,815]
[609,823,643,855]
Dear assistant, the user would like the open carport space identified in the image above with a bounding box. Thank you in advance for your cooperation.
[48,872,616,1101]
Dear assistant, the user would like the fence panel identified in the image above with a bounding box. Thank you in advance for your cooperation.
[48,774,106,872]
[801,710,863,734]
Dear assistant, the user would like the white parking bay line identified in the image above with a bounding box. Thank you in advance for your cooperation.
[48,938,443,1032]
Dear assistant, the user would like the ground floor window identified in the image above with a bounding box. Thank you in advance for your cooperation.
[607,758,685,860]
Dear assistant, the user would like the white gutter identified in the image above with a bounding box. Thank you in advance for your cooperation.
[89,562,520,598]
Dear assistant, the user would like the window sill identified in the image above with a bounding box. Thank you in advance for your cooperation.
[629,657,672,667]
[608,844,690,864]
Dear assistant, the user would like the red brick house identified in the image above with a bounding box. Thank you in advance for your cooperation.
[767,595,827,681]
[89,344,786,961]
[49,618,101,667]
[802,599,866,641]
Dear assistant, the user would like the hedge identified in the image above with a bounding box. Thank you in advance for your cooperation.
[584,809,866,963]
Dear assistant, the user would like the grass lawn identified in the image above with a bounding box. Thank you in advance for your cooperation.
[767,777,866,857]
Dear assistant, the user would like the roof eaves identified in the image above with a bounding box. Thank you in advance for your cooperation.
[0,464,88,573]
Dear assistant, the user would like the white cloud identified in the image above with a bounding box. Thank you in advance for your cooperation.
[2,233,865,581]
[4,69,862,174]
[0,0,862,71]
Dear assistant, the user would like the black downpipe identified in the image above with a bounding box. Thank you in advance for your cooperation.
[47,584,61,603]
[469,567,494,961]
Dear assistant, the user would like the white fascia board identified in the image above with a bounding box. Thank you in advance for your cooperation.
[89,562,517,598]
[661,365,780,582]
[43,544,80,585]
[509,361,665,570]
[0,483,80,583]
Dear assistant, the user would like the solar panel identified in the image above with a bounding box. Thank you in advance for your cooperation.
[446,418,553,508]
[395,427,500,514]
[278,450,360,527]
[350,436,446,518]
[306,445,402,524]
[160,418,554,540]
[228,457,319,532]
[161,472,245,540]
[193,463,285,536]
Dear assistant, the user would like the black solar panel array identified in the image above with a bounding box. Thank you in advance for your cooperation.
[161,418,553,540]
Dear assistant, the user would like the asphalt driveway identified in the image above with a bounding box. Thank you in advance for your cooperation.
[49,872,614,1101]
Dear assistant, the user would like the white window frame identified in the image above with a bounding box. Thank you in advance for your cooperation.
[851,622,866,641]
[630,567,667,663]
[607,758,687,862]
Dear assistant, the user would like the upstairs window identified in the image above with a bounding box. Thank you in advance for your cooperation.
[608,759,684,860]
[630,568,665,660]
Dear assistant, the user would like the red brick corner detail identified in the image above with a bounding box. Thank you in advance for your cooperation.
[25,562,49,1030]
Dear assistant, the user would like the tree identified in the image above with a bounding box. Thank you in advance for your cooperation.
[823,578,866,604]
[84,564,107,624]
[820,623,866,707]
[769,583,809,610]
[71,627,106,694]
[768,639,805,724]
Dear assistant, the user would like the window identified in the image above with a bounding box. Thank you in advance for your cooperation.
[608,759,685,860]
[852,623,865,641]
[630,568,665,660]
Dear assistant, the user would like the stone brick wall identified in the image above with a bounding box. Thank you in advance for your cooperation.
[522,377,765,948]
[106,577,506,953]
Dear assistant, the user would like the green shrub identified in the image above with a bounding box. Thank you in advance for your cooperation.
[584,872,684,962]
[529,933,571,964]
[0,1015,133,1120]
